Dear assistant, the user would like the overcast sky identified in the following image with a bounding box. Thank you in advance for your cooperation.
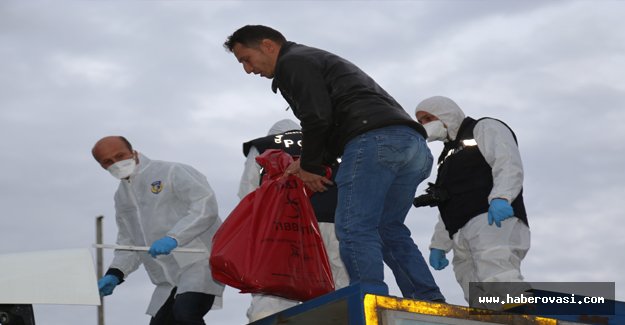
[1,1,624,324]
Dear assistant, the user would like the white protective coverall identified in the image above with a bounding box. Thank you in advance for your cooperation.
[238,119,349,322]
[417,97,531,306]
[110,153,224,316]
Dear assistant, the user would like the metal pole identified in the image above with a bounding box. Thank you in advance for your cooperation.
[96,215,105,325]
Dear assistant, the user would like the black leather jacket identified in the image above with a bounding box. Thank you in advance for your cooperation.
[271,42,426,175]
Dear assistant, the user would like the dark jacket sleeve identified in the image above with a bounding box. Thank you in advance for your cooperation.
[277,55,332,175]
[105,268,125,284]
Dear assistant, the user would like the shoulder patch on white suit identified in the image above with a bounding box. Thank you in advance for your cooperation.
[151,180,163,194]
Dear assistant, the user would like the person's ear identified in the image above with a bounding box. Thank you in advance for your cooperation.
[261,39,275,53]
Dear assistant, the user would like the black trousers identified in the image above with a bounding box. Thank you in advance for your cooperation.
[149,288,215,325]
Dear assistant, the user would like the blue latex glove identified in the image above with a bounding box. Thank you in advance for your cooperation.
[148,236,178,258]
[429,248,449,270]
[98,274,120,296]
[488,198,514,227]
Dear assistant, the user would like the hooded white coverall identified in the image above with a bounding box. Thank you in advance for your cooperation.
[417,97,531,307]
[110,153,224,316]
[238,119,349,322]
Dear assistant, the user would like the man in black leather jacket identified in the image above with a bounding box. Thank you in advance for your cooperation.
[223,25,444,302]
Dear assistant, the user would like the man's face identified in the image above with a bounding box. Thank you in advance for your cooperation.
[416,111,441,125]
[232,41,277,79]
[93,139,134,170]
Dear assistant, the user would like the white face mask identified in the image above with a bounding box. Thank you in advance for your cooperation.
[423,120,448,142]
[107,158,137,180]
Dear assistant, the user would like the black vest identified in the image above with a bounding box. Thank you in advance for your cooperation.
[242,129,338,223]
[436,117,528,238]
[243,130,303,157]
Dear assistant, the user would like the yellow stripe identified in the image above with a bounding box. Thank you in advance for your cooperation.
[362,294,558,324]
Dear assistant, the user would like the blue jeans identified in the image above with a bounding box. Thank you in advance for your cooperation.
[335,125,444,301]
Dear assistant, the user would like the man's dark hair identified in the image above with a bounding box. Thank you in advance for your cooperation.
[223,25,286,52]
[119,136,133,151]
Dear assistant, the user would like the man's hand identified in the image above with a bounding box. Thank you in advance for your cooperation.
[284,159,302,175]
[488,198,514,227]
[148,236,178,258]
[285,160,333,192]
[98,274,120,296]
[429,248,449,270]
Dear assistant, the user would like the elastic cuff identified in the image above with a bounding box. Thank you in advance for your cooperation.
[490,197,510,203]
[105,268,125,284]
[165,235,180,246]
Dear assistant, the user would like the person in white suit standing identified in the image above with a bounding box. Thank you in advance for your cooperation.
[238,119,349,322]
[413,96,531,309]
[92,135,224,325]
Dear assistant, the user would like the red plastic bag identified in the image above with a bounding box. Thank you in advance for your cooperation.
[210,149,335,301]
